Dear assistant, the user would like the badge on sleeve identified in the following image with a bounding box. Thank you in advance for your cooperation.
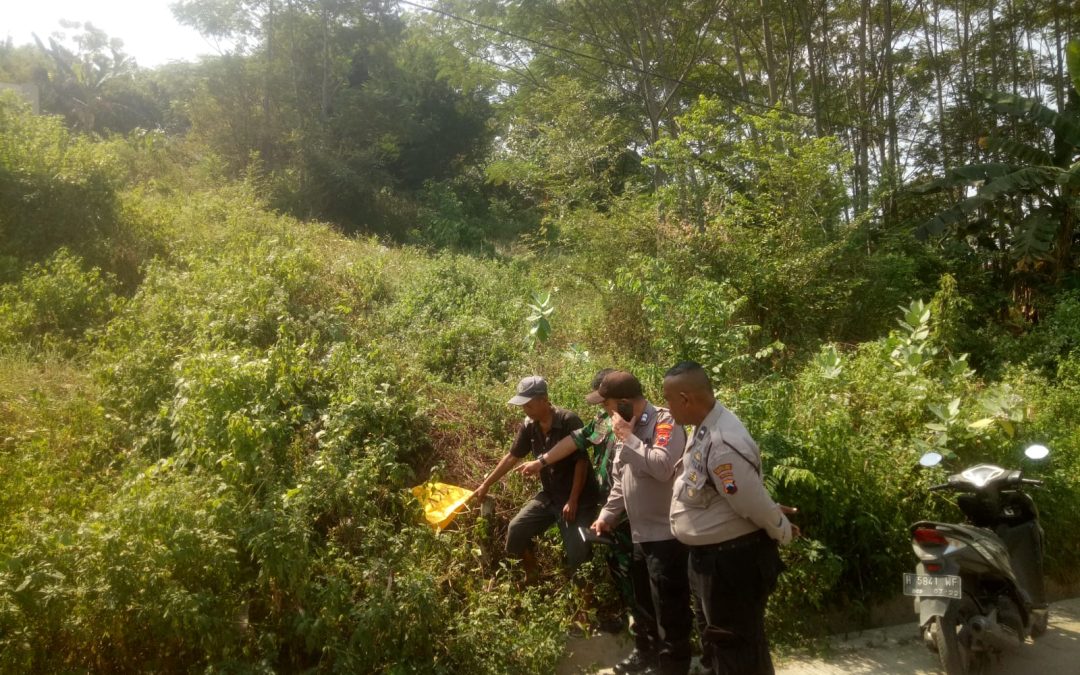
[712,463,733,479]
[713,463,737,494]
[655,422,673,447]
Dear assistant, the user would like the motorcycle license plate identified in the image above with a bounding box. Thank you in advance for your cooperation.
[903,573,962,599]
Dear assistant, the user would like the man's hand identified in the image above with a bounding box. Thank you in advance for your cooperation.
[515,460,542,478]
[590,518,612,536]
[779,504,801,539]
[611,412,632,442]
[562,498,578,523]
[473,484,489,503]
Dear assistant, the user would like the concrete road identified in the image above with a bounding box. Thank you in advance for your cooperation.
[775,596,1080,675]
[558,597,1080,675]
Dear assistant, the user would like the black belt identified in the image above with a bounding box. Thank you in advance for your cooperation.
[692,528,771,552]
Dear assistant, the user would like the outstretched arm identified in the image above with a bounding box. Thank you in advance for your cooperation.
[517,433,579,477]
[473,452,521,503]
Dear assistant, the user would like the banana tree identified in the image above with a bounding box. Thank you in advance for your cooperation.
[33,22,134,134]
[912,41,1080,291]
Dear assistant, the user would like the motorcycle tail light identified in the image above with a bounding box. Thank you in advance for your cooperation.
[925,563,942,573]
[913,528,948,545]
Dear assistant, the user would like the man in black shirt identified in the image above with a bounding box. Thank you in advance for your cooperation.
[474,376,600,580]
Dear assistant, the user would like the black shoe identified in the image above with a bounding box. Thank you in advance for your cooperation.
[613,649,656,674]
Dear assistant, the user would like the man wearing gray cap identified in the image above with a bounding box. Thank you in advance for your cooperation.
[473,376,600,581]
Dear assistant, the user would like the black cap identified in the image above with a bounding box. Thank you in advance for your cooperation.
[588,370,642,403]
[584,368,616,404]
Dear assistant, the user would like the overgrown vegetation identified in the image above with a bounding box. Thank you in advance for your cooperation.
[3,5,1080,672]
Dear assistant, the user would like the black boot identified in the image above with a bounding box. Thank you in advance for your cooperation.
[656,653,691,675]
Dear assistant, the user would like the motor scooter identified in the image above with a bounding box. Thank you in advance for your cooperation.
[904,444,1050,674]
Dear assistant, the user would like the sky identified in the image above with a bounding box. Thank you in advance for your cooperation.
[3,1,225,67]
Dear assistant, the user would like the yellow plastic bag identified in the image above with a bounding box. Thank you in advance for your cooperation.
[411,481,474,532]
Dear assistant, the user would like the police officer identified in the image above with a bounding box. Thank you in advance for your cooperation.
[473,376,599,581]
[589,371,692,675]
[662,361,796,675]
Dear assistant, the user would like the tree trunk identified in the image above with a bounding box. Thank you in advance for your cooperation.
[760,0,780,104]
[883,0,898,220]
[856,0,870,214]
[797,0,824,136]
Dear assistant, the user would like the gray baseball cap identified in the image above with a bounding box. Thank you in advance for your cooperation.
[508,375,548,405]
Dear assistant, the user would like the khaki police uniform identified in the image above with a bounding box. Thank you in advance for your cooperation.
[670,402,791,675]
[597,403,692,675]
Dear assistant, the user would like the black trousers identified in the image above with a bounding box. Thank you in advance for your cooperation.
[688,530,783,675]
[629,538,692,673]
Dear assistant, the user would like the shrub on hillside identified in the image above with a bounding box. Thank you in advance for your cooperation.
[383,253,529,384]
[0,248,120,353]
[728,299,1072,626]
[0,95,138,284]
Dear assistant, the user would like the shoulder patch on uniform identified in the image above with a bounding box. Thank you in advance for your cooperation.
[712,463,733,479]
[721,476,738,494]
[655,422,673,447]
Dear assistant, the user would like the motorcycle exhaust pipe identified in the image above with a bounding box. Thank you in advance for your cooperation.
[969,614,1021,651]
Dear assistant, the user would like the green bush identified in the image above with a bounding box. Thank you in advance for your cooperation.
[0,95,137,283]
[382,252,530,384]
[729,299,1049,622]
[0,248,120,353]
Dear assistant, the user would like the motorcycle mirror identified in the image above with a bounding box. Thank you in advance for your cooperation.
[918,452,943,467]
[1024,444,1050,460]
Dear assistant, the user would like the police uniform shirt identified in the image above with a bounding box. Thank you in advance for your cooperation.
[669,402,791,546]
[596,403,687,543]
[509,407,597,507]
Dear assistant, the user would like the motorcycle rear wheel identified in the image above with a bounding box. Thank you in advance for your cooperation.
[937,596,988,675]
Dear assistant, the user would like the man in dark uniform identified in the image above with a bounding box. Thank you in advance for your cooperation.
[474,375,600,580]
[517,368,635,628]
[663,362,796,675]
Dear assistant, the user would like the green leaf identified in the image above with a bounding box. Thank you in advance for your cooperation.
[1011,209,1058,261]
[978,89,1080,149]
[1067,40,1080,98]
[919,166,1061,237]
[947,398,961,416]
[1057,161,1080,189]
[967,418,996,430]
[981,136,1053,167]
